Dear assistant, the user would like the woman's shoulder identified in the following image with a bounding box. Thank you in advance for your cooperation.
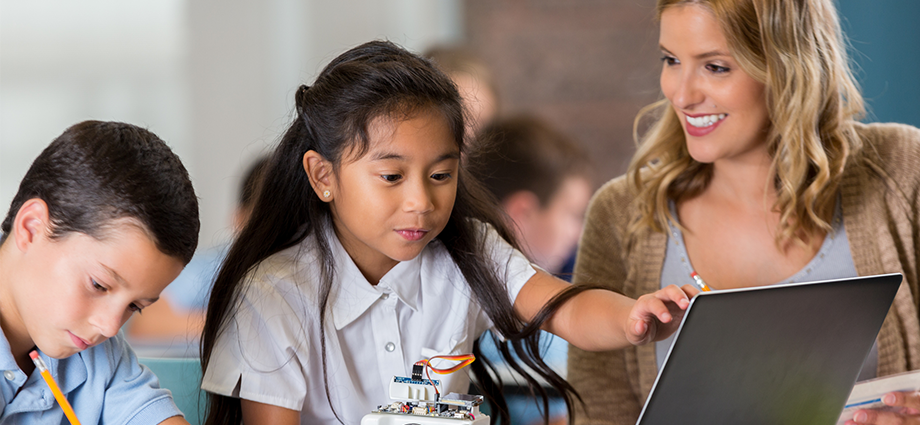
[585,174,637,222]
[852,122,920,181]
[855,122,920,161]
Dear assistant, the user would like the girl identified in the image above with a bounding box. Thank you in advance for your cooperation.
[567,0,920,424]
[199,40,694,425]
[0,121,200,424]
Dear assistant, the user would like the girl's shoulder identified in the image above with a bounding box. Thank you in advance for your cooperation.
[240,234,326,305]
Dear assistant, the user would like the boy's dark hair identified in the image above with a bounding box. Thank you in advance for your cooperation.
[201,40,588,425]
[470,114,591,205]
[0,120,199,264]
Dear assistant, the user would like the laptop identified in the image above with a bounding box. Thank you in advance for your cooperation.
[635,273,903,425]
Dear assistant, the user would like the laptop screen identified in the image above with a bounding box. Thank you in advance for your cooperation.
[636,273,902,425]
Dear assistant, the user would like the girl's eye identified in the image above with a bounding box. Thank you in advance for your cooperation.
[661,55,679,66]
[431,172,452,181]
[92,279,107,292]
[381,174,402,183]
[706,63,730,74]
[129,303,143,314]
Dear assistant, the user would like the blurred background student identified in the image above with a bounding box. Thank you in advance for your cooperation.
[127,156,268,353]
[471,114,592,276]
[469,114,593,425]
[425,45,501,141]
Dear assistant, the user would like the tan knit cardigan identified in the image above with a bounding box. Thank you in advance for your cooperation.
[568,122,920,424]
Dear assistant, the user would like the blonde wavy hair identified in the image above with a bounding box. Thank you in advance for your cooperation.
[628,0,865,248]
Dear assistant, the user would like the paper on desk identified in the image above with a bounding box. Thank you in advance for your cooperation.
[836,369,920,425]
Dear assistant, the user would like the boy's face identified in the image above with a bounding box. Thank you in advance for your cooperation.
[11,218,183,359]
[522,176,592,273]
[327,108,460,284]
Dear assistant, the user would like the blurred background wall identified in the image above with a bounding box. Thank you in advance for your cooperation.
[1,0,462,247]
[2,0,918,250]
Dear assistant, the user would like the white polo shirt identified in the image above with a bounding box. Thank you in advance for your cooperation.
[201,222,536,424]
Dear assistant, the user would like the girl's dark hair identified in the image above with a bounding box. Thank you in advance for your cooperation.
[201,40,587,425]
[0,120,199,264]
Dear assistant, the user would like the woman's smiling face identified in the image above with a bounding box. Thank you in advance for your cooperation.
[659,4,771,166]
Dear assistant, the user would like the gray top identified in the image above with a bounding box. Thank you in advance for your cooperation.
[656,200,879,381]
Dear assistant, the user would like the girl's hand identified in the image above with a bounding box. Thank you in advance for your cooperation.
[626,284,697,345]
[846,391,920,425]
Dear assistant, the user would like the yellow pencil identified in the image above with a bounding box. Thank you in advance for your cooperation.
[30,350,82,425]
[690,271,712,292]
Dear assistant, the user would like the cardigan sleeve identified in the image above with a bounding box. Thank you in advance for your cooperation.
[850,122,920,373]
[568,177,644,424]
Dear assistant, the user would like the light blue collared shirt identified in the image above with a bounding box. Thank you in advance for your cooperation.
[0,328,182,424]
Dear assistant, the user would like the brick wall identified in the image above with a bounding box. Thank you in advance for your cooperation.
[466,0,663,185]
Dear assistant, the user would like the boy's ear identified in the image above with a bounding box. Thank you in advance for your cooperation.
[303,150,335,202]
[12,198,51,252]
[502,190,540,225]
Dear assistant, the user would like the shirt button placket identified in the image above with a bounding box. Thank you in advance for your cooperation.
[372,291,405,389]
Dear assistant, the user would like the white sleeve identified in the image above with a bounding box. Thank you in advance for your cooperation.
[480,222,537,304]
[200,276,310,411]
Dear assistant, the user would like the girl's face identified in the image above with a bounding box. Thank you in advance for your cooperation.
[328,108,460,283]
[7,215,183,359]
[659,4,771,166]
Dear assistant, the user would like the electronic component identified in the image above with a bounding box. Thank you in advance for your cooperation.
[361,376,489,424]
[362,355,488,424]
[411,363,425,381]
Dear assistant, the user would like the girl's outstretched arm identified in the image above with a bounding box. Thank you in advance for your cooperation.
[513,270,697,351]
[241,399,301,425]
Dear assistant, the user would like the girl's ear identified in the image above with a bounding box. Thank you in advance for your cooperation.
[303,150,335,202]
[12,198,51,252]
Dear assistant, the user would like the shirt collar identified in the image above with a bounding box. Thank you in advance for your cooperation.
[328,225,423,330]
[49,349,88,394]
[0,327,19,373]
[0,325,87,394]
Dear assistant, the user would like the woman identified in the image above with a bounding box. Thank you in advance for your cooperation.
[567,0,920,424]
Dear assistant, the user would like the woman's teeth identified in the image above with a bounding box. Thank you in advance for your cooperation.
[687,114,727,128]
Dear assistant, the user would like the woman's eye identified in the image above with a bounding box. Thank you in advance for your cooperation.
[129,303,143,314]
[431,173,452,181]
[381,174,402,183]
[661,55,679,66]
[706,64,730,74]
[92,279,107,292]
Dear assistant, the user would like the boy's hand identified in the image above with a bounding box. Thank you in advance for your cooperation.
[626,284,697,345]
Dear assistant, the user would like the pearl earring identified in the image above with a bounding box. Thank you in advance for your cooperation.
[323,190,331,198]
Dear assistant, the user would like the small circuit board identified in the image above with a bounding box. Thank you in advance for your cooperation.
[362,356,487,424]
[370,392,486,422]
[361,376,490,424]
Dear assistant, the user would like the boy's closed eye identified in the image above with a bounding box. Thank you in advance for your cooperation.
[90,278,152,314]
